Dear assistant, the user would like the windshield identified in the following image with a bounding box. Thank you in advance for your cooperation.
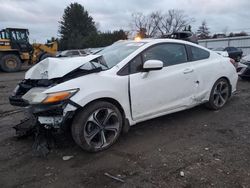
[96,41,146,68]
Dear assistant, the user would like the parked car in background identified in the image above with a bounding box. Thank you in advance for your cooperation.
[237,54,250,79]
[56,49,88,57]
[215,47,243,62]
[85,47,105,54]
[9,39,238,153]
[213,49,229,57]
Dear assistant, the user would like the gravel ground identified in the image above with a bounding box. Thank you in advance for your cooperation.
[0,70,250,188]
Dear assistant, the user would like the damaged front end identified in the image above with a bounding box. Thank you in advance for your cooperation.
[9,55,106,156]
[10,84,80,156]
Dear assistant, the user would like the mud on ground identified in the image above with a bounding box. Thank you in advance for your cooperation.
[0,71,250,188]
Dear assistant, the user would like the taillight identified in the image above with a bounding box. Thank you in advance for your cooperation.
[230,58,238,69]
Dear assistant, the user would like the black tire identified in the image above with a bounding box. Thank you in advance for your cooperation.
[205,78,230,110]
[0,54,22,72]
[71,101,123,152]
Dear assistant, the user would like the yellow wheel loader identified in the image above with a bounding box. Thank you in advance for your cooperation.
[0,28,58,72]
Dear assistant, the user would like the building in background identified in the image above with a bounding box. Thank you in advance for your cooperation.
[198,36,250,56]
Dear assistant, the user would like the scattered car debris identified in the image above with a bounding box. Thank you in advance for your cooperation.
[180,171,185,177]
[62,156,74,161]
[104,172,125,183]
[32,126,56,157]
[13,118,36,138]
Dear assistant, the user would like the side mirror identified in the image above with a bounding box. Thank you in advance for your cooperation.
[143,60,163,71]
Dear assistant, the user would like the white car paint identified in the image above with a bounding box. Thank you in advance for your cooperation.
[24,39,238,126]
[214,51,229,57]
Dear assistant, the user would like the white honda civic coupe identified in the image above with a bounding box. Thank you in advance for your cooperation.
[10,39,238,152]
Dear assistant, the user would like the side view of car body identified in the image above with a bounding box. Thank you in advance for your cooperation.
[9,39,238,152]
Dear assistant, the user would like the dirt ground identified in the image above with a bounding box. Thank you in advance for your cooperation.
[0,70,250,188]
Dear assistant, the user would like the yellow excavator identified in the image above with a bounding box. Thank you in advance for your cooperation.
[0,28,58,72]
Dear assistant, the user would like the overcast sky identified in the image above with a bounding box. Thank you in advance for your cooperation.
[1,0,250,43]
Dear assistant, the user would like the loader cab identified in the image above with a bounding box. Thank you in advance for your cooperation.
[0,29,8,39]
[3,28,33,52]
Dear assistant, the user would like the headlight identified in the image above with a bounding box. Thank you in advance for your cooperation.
[22,88,79,104]
[42,89,78,104]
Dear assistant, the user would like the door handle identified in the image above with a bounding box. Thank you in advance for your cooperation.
[183,68,194,74]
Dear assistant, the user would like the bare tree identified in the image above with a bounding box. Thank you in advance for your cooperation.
[131,12,161,37]
[131,10,195,38]
[158,9,194,35]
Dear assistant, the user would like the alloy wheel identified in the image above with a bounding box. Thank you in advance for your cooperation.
[212,80,229,108]
[83,108,120,149]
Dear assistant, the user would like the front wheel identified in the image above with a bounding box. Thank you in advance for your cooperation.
[71,101,123,152]
[0,54,22,72]
[205,78,230,110]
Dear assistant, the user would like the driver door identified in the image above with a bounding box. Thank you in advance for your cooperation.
[129,43,197,121]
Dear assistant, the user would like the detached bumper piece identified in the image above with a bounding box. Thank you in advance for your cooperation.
[13,118,36,138]
[13,101,75,157]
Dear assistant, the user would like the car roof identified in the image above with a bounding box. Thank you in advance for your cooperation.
[117,38,209,51]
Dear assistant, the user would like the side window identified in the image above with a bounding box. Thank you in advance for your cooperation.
[190,46,210,61]
[129,55,143,74]
[117,55,142,76]
[11,31,17,40]
[142,43,188,67]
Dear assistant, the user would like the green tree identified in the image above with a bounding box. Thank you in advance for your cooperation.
[196,20,210,39]
[84,30,128,48]
[58,3,97,50]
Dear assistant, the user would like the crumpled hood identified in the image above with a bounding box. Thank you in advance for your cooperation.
[25,55,101,80]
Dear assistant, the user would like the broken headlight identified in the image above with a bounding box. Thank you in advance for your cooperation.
[22,88,79,104]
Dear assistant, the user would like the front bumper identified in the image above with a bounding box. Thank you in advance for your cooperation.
[9,95,29,107]
[31,101,78,129]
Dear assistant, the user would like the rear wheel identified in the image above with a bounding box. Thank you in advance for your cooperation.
[206,78,230,110]
[0,54,22,72]
[71,101,123,152]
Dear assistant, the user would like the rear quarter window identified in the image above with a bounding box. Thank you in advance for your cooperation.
[190,46,210,61]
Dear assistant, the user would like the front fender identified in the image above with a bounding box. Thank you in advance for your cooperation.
[44,72,134,124]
